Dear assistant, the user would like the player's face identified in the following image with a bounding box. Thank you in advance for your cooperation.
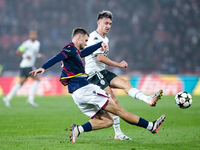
[29,31,37,41]
[98,17,112,35]
[79,34,89,50]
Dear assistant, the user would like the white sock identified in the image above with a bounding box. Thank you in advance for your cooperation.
[147,122,153,131]
[78,126,84,134]
[6,84,21,101]
[113,116,123,136]
[128,88,149,103]
[28,80,39,102]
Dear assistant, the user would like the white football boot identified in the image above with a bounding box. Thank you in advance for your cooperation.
[150,114,166,134]
[3,97,11,107]
[70,124,80,143]
[114,134,132,140]
[147,89,163,106]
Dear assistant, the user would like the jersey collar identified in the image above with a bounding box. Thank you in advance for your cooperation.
[95,31,106,39]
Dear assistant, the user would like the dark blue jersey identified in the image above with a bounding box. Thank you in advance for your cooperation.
[41,42,102,93]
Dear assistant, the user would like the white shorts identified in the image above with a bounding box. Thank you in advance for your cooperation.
[72,84,110,119]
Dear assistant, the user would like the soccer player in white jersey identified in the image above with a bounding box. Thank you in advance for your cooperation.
[85,10,163,140]
[3,30,43,107]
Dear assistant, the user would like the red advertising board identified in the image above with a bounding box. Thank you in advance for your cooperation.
[138,75,183,95]
[0,75,199,96]
[0,76,68,96]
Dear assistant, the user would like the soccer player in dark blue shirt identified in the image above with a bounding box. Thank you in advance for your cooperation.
[29,27,166,143]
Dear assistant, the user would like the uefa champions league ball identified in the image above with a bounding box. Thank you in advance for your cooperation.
[175,91,192,109]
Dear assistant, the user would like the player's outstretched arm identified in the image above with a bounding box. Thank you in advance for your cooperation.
[80,42,108,57]
[29,68,45,77]
[30,52,66,77]
[97,54,128,68]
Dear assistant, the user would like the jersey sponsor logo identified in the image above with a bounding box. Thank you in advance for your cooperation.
[64,49,71,52]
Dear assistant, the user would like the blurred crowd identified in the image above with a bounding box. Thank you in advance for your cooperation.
[0,0,200,75]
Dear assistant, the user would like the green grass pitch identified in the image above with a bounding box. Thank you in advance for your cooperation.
[0,95,199,150]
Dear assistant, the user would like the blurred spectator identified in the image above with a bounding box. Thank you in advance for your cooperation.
[0,0,199,75]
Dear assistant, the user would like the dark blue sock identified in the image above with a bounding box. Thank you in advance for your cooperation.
[137,117,149,129]
[81,122,92,132]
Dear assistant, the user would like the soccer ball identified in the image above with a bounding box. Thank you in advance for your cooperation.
[175,91,192,109]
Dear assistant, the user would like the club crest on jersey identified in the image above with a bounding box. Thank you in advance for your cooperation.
[100,80,105,85]
[94,37,98,40]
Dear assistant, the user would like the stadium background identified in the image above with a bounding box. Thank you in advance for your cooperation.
[0,0,200,96]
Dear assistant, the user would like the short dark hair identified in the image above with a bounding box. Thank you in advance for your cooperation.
[97,10,113,20]
[72,27,89,38]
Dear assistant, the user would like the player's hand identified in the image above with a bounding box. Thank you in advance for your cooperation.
[37,53,45,59]
[118,60,128,68]
[27,55,31,59]
[29,68,45,77]
[100,42,108,51]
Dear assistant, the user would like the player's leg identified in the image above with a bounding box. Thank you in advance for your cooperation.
[3,70,27,107]
[21,67,39,107]
[89,71,131,140]
[104,85,131,140]
[70,110,114,143]
[70,84,165,143]
[70,96,166,143]
[104,97,166,133]
[27,75,40,107]
[70,83,117,143]
[110,76,163,106]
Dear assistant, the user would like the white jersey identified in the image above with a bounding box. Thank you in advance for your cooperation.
[19,39,40,68]
[85,31,109,77]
